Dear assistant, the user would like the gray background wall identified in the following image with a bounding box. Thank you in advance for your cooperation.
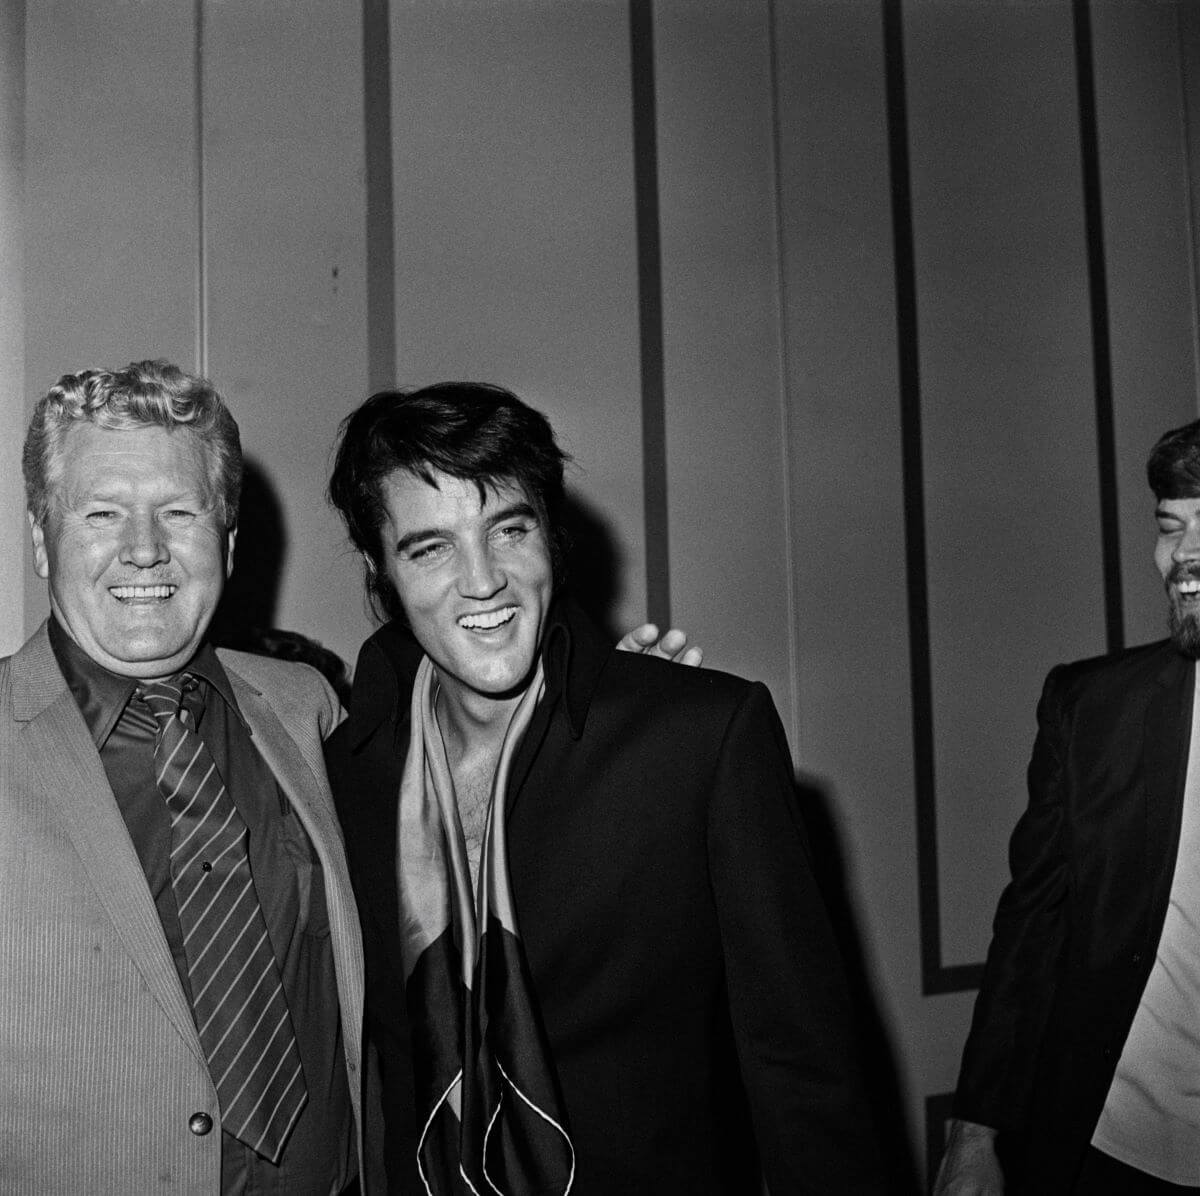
[3,0,1200,1185]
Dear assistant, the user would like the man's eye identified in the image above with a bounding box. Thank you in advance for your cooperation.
[164,509,196,521]
[409,542,450,561]
[85,510,117,524]
[495,523,529,542]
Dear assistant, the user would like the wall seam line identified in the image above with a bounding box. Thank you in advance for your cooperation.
[765,0,801,759]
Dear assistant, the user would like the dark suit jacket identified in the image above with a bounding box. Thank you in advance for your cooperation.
[953,638,1194,1192]
[329,598,884,1195]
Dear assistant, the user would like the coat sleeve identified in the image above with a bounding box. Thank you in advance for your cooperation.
[952,665,1071,1131]
[706,681,886,1194]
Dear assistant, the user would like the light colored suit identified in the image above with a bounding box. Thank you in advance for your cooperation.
[0,623,365,1195]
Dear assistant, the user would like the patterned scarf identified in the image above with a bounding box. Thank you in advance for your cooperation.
[397,656,574,1196]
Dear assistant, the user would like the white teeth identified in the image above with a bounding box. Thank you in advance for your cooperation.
[110,584,176,600]
[460,607,517,631]
[1179,580,1200,596]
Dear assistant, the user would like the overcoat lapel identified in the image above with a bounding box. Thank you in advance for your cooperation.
[10,628,204,1060]
[1143,650,1195,919]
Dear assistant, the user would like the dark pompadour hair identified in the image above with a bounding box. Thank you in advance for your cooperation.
[1148,418,1200,501]
[328,382,570,623]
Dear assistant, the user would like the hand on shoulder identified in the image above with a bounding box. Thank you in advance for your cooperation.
[933,1120,1004,1196]
[616,623,704,667]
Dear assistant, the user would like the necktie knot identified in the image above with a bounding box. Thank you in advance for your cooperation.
[138,673,202,729]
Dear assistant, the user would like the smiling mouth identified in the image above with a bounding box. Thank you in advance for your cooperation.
[459,606,518,631]
[110,584,177,602]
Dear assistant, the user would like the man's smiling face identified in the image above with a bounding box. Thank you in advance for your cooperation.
[378,468,553,708]
[1156,495,1200,657]
[30,422,234,679]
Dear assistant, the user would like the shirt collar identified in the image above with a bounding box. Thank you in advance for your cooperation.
[48,615,240,748]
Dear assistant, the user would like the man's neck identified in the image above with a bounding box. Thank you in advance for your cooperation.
[433,674,528,768]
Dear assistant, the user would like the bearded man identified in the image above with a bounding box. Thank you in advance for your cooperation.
[937,417,1200,1194]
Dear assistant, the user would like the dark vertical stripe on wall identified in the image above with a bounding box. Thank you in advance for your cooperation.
[883,0,982,998]
[1073,0,1124,653]
[194,0,207,376]
[629,0,671,627]
[924,1092,956,1184]
[363,0,397,393]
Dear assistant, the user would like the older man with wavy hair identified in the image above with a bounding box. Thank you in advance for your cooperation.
[1,359,367,1194]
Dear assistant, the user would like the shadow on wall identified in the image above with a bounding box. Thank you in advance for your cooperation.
[210,456,287,648]
[209,457,351,705]
[561,490,625,640]
[796,771,922,1196]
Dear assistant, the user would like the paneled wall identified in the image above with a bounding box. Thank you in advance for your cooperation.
[0,0,24,652]
[9,0,1200,1183]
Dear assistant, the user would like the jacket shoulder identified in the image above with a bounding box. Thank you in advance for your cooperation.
[1045,638,1183,704]
[217,647,343,729]
[599,650,773,728]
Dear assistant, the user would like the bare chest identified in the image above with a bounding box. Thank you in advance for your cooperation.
[452,755,499,886]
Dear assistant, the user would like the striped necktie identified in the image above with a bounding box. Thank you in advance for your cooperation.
[138,674,307,1163]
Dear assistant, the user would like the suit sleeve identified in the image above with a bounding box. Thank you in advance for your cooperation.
[706,682,885,1194]
[952,665,1071,1131]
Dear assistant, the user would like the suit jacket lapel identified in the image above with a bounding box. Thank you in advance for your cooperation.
[11,627,203,1059]
[1143,649,1195,922]
[223,668,365,1078]
[225,670,347,890]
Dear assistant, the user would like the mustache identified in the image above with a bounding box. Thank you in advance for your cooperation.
[1168,564,1200,585]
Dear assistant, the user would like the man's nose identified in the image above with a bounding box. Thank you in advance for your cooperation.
[457,542,505,598]
[119,513,169,568]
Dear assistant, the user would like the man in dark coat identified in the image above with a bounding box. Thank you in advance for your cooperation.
[326,382,884,1195]
[937,418,1200,1195]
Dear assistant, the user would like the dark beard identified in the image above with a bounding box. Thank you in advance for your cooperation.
[1169,599,1200,658]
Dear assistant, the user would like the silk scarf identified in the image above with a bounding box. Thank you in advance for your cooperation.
[398,655,574,1196]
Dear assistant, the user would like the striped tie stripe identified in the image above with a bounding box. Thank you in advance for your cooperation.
[139,675,307,1163]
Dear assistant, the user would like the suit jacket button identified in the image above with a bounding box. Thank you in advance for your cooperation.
[189,1112,213,1136]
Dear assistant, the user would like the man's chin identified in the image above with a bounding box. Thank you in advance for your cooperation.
[1168,606,1200,658]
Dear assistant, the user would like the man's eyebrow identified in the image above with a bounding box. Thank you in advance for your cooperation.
[395,526,447,554]
[489,501,539,525]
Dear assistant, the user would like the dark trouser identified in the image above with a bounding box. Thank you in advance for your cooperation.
[1074,1147,1200,1194]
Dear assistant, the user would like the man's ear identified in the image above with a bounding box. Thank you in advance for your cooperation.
[225,526,237,578]
[28,512,49,580]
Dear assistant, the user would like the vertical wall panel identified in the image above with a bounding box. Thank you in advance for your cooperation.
[388,0,646,637]
[0,0,24,656]
[1093,0,1200,647]
[22,0,199,633]
[774,0,929,1159]
[203,1,370,671]
[905,2,1105,969]
[653,0,794,731]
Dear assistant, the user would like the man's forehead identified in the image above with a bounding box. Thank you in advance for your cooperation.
[54,423,214,492]
[388,467,531,509]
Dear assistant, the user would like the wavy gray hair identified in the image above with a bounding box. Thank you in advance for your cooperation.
[22,359,242,529]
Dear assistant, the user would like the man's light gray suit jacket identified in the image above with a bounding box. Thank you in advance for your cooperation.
[0,623,365,1194]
